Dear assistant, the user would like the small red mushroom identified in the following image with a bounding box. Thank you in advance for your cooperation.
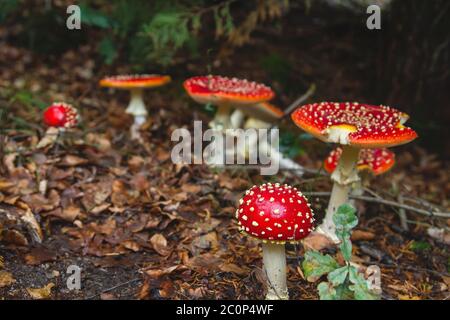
[292,102,417,242]
[237,183,314,300]
[324,148,395,176]
[183,75,274,130]
[37,102,79,149]
[43,102,79,128]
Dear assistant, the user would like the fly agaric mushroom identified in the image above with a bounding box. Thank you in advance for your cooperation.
[183,75,274,131]
[324,147,395,176]
[37,102,79,149]
[100,74,171,139]
[292,102,417,242]
[236,183,314,300]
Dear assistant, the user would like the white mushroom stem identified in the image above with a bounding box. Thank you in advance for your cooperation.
[262,242,289,300]
[209,104,232,131]
[125,88,148,140]
[230,109,245,128]
[318,145,360,242]
[126,88,148,122]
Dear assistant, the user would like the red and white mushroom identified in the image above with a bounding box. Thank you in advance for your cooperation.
[292,102,417,242]
[100,74,171,139]
[183,75,274,130]
[237,183,314,300]
[37,102,79,149]
[324,147,396,176]
[43,102,79,129]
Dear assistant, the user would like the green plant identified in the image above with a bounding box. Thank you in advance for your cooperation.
[302,204,381,300]
[0,0,19,23]
[279,132,308,159]
[2,1,291,67]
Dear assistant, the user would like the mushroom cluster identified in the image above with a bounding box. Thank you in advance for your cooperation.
[292,102,417,242]
[237,183,314,300]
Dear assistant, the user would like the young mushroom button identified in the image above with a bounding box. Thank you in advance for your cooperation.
[37,102,79,149]
[236,183,315,300]
[324,148,396,176]
[43,102,79,129]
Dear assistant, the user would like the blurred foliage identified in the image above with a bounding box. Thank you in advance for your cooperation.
[1,0,290,68]
[259,53,292,90]
[409,241,431,252]
[279,131,312,159]
[0,0,19,23]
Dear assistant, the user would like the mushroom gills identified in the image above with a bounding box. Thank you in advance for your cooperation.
[324,124,357,145]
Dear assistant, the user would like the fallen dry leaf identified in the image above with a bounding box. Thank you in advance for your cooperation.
[36,127,59,149]
[150,233,171,256]
[219,263,247,275]
[302,232,336,251]
[0,271,15,288]
[351,229,376,241]
[26,282,55,299]
[24,247,57,265]
[60,155,88,167]
[144,265,186,279]
[100,292,116,300]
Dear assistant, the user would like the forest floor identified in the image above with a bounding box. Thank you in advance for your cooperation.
[0,23,449,300]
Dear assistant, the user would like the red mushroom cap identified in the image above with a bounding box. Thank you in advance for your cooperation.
[291,102,417,148]
[236,183,314,244]
[324,147,396,176]
[99,74,171,89]
[43,102,78,128]
[183,75,274,106]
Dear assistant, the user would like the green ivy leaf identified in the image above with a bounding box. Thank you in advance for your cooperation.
[409,240,431,252]
[191,14,201,34]
[328,266,349,286]
[334,283,355,300]
[333,204,358,241]
[317,282,337,300]
[98,36,118,65]
[348,266,380,300]
[79,4,111,29]
[302,251,340,282]
[0,0,19,23]
[339,236,353,262]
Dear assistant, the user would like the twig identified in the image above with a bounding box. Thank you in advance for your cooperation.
[86,278,141,300]
[302,192,450,218]
[280,84,316,120]
[397,194,409,231]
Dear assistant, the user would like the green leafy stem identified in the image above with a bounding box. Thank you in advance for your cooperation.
[302,204,381,300]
